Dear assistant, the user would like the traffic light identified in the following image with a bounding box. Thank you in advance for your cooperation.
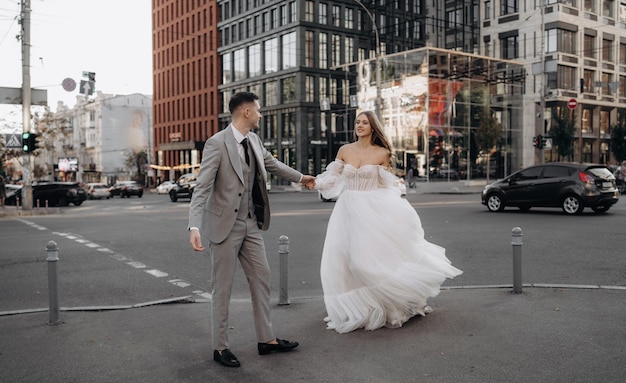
[540,135,547,149]
[21,132,39,153]
[533,135,539,148]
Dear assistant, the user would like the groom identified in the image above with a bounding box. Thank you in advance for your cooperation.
[188,91,315,367]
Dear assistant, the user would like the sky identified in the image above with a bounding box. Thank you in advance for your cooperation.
[0,0,152,131]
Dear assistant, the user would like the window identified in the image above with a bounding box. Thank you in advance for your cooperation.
[602,0,614,18]
[620,42,626,63]
[602,38,613,61]
[581,108,592,133]
[319,3,328,24]
[584,0,596,13]
[345,37,354,63]
[319,33,328,69]
[282,77,296,103]
[557,65,576,91]
[583,69,595,93]
[305,0,314,22]
[332,34,341,67]
[223,53,232,83]
[484,1,491,20]
[305,75,315,102]
[500,0,518,16]
[282,32,297,69]
[271,8,278,29]
[265,38,278,73]
[265,81,278,106]
[249,44,261,77]
[542,166,570,178]
[601,72,613,95]
[289,1,296,23]
[279,5,287,26]
[514,167,542,181]
[584,34,596,58]
[282,111,296,139]
[600,110,610,135]
[264,114,277,140]
[332,5,341,27]
[345,8,354,29]
[305,31,315,67]
[501,35,518,59]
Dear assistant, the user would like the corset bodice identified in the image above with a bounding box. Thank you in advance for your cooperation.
[343,164,381,191]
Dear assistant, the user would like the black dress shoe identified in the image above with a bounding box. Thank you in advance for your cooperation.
[258,338,299,355]
[213,349,241,367]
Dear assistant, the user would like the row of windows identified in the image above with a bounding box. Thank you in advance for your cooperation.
[497,28,626,64]
[154,0,209,25]
[154,32,216,70]
[153,91,217,125]
[153,6,214,48]
[484,0,626,19]
[154,57,216,99]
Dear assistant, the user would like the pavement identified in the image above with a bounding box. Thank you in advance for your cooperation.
[2,180,626,383]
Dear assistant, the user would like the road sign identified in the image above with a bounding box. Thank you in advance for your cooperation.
[80,80,95,95]
[62,78,76,92]
[4,134,22,149]
[567,98,578,110]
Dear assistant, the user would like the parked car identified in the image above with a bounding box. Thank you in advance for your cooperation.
[110,180,144,198]
[320,176,407,202]
[481,163,619,215]
[156,180,176,194]
[169,173,197,202]
[86,183,111,199]
[28,182,87,207]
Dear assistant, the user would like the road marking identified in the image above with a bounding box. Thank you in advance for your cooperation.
[145,269,168,278]
[127,261,146,269]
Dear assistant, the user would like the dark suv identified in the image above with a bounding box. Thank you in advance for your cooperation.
[110,181,144,198]
[31,182,87,207]
[169,173,196,202]
[481,163,619,215]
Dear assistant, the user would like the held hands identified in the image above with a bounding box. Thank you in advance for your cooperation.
[301,175,316,190]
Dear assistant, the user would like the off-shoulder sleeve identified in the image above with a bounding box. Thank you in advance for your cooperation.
[378,167,398,192]
[315,160,345,200]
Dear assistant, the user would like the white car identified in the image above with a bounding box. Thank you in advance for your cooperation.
[156,180,176,194]
[86,183,111,199]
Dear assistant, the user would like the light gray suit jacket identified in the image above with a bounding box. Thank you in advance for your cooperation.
[188,126,303,244]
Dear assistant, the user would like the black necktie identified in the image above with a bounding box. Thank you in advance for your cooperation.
[241,138,250,166]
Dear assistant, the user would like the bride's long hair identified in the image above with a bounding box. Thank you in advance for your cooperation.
[355,111,395,169]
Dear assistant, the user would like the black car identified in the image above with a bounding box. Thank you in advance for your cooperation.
[481,163,619,215]
[169,173,196,202]
[110,181,144,198]
[30,182,87,207]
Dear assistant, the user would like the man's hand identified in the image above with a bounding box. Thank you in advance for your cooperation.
[190,229,205,252]
[301,175,316,190]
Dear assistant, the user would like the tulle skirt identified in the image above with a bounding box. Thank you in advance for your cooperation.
[320,188,462,333]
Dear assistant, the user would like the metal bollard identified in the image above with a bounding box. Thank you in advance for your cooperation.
[511,227,523,294]
[46,241,62,325]
[277,235,290,305]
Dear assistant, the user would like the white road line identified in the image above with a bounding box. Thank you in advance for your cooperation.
[145,269,168,278]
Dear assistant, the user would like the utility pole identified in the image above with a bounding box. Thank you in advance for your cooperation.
[538,0,546,165]
[21,0,33,210]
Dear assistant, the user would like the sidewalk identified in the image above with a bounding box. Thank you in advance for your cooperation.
[1,285,624,383]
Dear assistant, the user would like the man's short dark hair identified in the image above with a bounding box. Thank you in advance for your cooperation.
[229,92,259,114]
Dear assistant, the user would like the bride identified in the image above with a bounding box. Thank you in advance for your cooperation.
[312,110,463,333]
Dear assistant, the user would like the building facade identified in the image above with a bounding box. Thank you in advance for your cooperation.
[481,0,626,166]
[37,93,152,185]
[152,0,221,183]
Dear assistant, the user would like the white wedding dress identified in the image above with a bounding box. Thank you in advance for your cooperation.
[315,160,463,333]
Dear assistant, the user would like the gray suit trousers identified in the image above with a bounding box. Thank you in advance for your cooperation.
[210,217,275,350]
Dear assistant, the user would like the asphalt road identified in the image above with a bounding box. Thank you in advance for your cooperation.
[1,189,625,313]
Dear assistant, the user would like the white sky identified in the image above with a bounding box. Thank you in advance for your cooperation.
[0,0,152,130]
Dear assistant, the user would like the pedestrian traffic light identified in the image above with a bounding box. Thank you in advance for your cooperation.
[21,132,39,153]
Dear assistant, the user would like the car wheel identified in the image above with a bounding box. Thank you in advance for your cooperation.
[138,192,143,198]
[58,196,70,207]
[591,205,610,214]
[74,200,83,206]
[562,195,583,215]
[169,192,178,202]
[486,194,505,212]
[518,205,531,212]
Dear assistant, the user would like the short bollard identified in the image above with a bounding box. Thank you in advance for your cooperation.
[46,241,62,325]
[511,227,523,294]
[278,235,290,305]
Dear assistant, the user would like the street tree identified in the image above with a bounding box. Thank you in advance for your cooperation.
[474,103,502,181]
[549,106,576,161]
[124,148,148,184]
[609,108,626,163]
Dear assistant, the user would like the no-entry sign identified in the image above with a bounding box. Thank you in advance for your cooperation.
[567,98,578,110]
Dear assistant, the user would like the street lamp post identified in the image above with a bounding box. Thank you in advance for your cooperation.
[354,0,381,118]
